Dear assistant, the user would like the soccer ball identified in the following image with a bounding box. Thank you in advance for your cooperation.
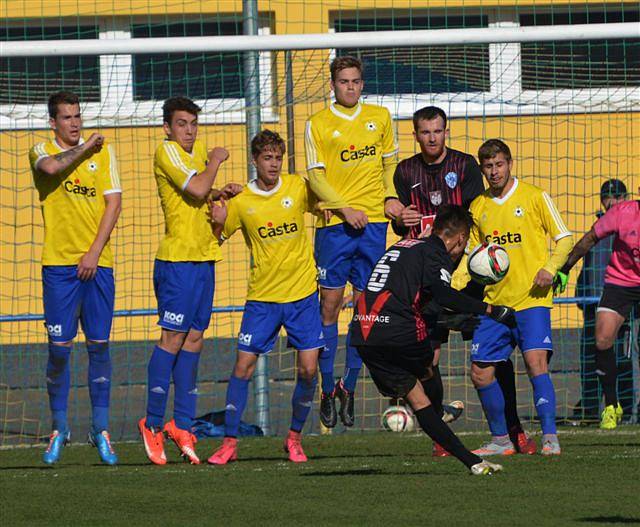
[381,405,415,433]
[467,242,510,285]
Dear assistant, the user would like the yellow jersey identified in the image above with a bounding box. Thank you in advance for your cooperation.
[468,178,571,310]
[305,102,398,227]
[29,138,121,267]
[222,174,318,303]
[154,139,221,262]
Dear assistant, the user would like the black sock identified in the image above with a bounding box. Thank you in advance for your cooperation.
[413,406,481,468]
[596,347,618,407]
[495,359,521,432]
[421,365,444,417]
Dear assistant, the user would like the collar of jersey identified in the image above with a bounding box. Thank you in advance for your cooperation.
[491,177,519,205]
[164,138,195,158]
[247,177,282,196]
[330,102,362,121]
[53,137,85,152]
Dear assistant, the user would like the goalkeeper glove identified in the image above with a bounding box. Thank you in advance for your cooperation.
[437,312,481,336]
[488,305,517,328]
[553,271,569,295]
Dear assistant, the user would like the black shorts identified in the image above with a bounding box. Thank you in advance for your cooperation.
[598,284,640,320]
[357,344,434,399]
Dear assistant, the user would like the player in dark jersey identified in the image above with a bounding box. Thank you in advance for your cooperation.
[391,106,535,455]
[350,205,515,475]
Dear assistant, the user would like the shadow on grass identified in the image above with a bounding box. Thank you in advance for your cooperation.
[569,443,640,448]
[577,517,640,524]
[300,468,458,477]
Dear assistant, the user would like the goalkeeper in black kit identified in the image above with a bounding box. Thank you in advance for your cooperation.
[349,205,515,475]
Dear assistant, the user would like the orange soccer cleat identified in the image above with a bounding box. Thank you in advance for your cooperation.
[163,419,200,465]
[138,417,167,465]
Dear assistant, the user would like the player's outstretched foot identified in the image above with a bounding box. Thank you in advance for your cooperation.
[432,442,451,457]
[320,389,337,428]
[88,430,118,465]
[138,417,166,465]
[470,460,503,476]
[600,403,623,430]
[43,429,70,465]
[541,437,561,456]
[284,430,307,463]
[472,440,516,456]
[335,379,355,427]
[208,437,238,465]
[509,427,537,455]
[163,419,200,465]
[442,400,464,424]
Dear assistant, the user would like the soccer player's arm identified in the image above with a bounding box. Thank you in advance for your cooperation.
[390,163,411,236]
[537,191,574,289]
[77,144,122,281]
[380,108,403,219]
[210,195,241,245]
[33,133,105,176]
[451,199,482,291]
[461,156,485,208]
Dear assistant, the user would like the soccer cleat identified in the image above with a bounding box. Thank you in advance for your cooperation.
[432,442,451,457]
[319,389,337,428]
[472,440,516,456]
[138,417,167,465]
[470,460,503,476]
[284,430,307,463]
[541,437,561,456]
[335,379,355,427]
[163,419,200,465]
[442,400,464,424]
[600,403,623,430]
[208,437,238,465]
[43,429,70,465]
[88,430,118,465]
[509,427,537,455]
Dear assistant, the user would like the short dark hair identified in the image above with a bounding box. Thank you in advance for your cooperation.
[251,129,286,157]
[412,106,447,131]
[433,204,474,238]
[48,91,80,118]
[330,55,363,81]
[162,96,201,124]
[478,139,512,163]
[600,178,627,200]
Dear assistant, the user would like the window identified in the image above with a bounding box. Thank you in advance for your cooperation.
[334,13,489,95]
[520,9,640,90]
[0,26,100,105]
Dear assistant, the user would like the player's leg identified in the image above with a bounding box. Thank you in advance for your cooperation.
[41,266,81,464]
[81,266,117,464]
[595,309,626,428]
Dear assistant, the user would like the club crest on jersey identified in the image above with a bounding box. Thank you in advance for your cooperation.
[514,206,524,217]
[429,191,442,206]
[87,161,98,171]
[365,121,377,131]
[445,172,458,188]
[281,196,293,209]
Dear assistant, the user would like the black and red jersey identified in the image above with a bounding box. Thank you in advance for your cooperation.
[393,148,484,239]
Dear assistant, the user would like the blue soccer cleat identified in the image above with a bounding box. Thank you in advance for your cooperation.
[43,429,70,465]
[88,430,118,465]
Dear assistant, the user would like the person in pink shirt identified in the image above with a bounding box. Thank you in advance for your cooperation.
[554,181,639,429]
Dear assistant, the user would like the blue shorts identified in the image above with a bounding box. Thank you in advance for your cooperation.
[470,307,553,363]
[42,265,115,342]
[314,221,388,291]
[237,293,325,354]
[154,260,215,333]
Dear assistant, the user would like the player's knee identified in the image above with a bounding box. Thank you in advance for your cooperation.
[595,333,615,350]
[183,334,204,353]
[159,330,186,354]
[470,363,493,387]
[524,352,548,377]
[233,362,255,380]
[297,364,317,381]
[50,340,73,347]
[320,302,341,324]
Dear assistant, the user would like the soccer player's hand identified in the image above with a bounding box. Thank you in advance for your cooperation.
[384,198,404,220]
[77,249,100,281]
[396,204,421,227]
[85,133,104,153]
[340,207,368,229]
[553,271,569,295]
[438,312,480,334]
[488,304,517,328]
[209,197,228,225]
[209,147,229,164]
[533,268,554,289]
[220,183,243,199]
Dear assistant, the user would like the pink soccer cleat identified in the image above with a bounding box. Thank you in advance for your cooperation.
[208,437,238,465]
[284,430,308,463]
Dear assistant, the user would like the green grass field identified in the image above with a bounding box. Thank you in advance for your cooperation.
[2,428,639,526]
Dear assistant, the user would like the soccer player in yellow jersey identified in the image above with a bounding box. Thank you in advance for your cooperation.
[138,96,241,465]
[463,139,573,456]
[305,56,404,428]
[208,130,323,464]
[29,91,122,465]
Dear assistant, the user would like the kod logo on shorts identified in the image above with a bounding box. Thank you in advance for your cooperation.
[163,311,184,325]
[47,324,62,337]
[238,332,253,346]
[317,266,327,280]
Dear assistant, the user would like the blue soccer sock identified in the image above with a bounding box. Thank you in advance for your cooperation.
[531,373,557,435]
[290,376,318,432]
[224,375,249,437]
[172,350,201,431]
[145,346,176,430]
[87,341,111,432]
[342,329,362,392]
[319,323,338,394]
[477,380,508,437]
[47,343,72,431]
